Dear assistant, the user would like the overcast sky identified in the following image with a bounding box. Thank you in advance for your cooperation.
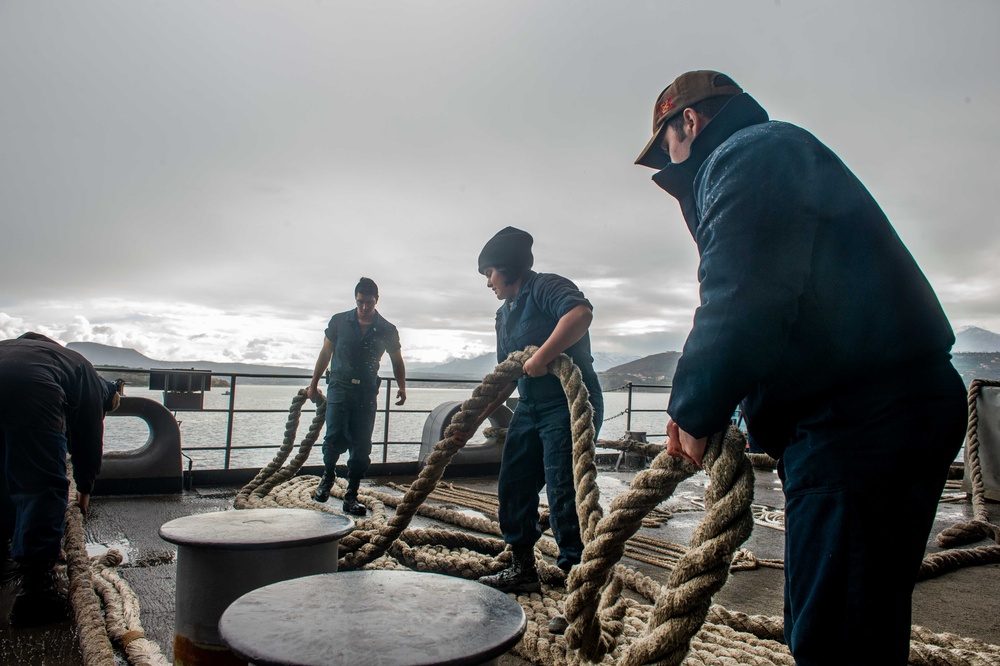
[1,1,997,368]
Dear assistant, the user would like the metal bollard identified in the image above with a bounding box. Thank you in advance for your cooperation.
[616,430,648,471]
[219,570,526,666]
[159,508,353,665]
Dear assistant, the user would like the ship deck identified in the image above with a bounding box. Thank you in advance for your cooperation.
[2,461,999,665]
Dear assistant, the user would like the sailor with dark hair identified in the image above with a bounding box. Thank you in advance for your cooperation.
[636,70,968,664]
[475,227,604,599]
[0,332,122,627]
[307,277,407,516]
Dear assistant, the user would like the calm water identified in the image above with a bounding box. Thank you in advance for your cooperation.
[104,383,671,471]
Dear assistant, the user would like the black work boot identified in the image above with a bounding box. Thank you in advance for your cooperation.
[478,546,541,594]
[342,478,366,516]
[342,498,366,516]
[312,473,334,503]
[9,561,68,628]
[548,614,569,635]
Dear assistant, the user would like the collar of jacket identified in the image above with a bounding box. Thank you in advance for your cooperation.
[650,93,770,201]
[506,270,538,309]
[348,309,382,330]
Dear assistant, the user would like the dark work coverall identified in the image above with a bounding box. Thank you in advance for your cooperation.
[495,271,604,570]
[649,93,968,664]
[320,310,400,491]
[0,337,107,563]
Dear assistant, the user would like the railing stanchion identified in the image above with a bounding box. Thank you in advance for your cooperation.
[625,381,633,432]
[224,374,237,470]
[382,378,392,464]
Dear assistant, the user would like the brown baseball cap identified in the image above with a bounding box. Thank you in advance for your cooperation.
[634,70,743,169]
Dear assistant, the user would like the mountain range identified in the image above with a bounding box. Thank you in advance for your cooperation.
[412,352,641,378]
[66,324,1000,388]
[66,342,311,378]
[953,326,1000,353]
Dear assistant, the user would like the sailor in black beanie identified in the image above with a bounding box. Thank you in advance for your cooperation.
[475,227,603,612]
[477,226,534,279]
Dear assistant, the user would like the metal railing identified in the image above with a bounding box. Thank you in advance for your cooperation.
[612,381,742,434]
[99,369,734,470]
[616,381,671,433]
[97,367,484,470]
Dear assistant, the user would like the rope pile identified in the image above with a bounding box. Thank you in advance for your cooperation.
[50,359,1000,666]
[60,472,171,666]
[232,350,1000,665]
[236,347,764,664]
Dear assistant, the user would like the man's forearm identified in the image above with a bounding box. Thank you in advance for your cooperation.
[310,347,333,389]
[392,359,406,391]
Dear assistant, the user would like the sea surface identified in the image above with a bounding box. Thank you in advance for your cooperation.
[104,384,672,471]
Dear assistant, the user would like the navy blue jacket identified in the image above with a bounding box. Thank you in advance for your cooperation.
[495,271,603,409]
[652,93,956,453]
[0,338,107,494]
[324,310,401,395]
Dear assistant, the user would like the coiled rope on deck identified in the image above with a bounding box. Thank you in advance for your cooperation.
[53,361,1000,666]
[234,388,327,509]
[64,474,116,666]
[61,471,170,666]
[89,550,171,666]
[236,352,1000,665]
[237,347,761,665]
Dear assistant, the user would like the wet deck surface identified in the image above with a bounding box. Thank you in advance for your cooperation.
[2,463,999,665]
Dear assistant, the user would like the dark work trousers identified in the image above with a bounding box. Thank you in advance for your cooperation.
[497,394,603,570]
[780,360,968,665]
[0,427,70,562]
[321,383,378,491]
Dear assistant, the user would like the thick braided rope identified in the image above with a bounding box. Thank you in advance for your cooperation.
[252,478,1000,664]
[936,379,1000,548]
[916,378,1000,584]
[241,372,1000,664]
[746,453,779,470]
[238,472,523,565]
[339,349,529,569]
[390,481,501,520]
[708,604,1000,666]
[597,438,667,459]
[561,427,753,665]
[64,474,117,666]
[919,545,1000,581]
[618,427,754,666]
[541,352,603,545]
[90,551,171,666]
[234,388,326,508]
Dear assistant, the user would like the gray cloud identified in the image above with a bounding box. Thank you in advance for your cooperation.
[2,1,997,365]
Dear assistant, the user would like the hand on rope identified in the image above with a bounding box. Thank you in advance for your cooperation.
[665,417,708,469]
[304,385,325,402]
[562,425,755,666]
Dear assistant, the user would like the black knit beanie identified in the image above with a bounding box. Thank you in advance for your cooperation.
[477,227,534,277]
